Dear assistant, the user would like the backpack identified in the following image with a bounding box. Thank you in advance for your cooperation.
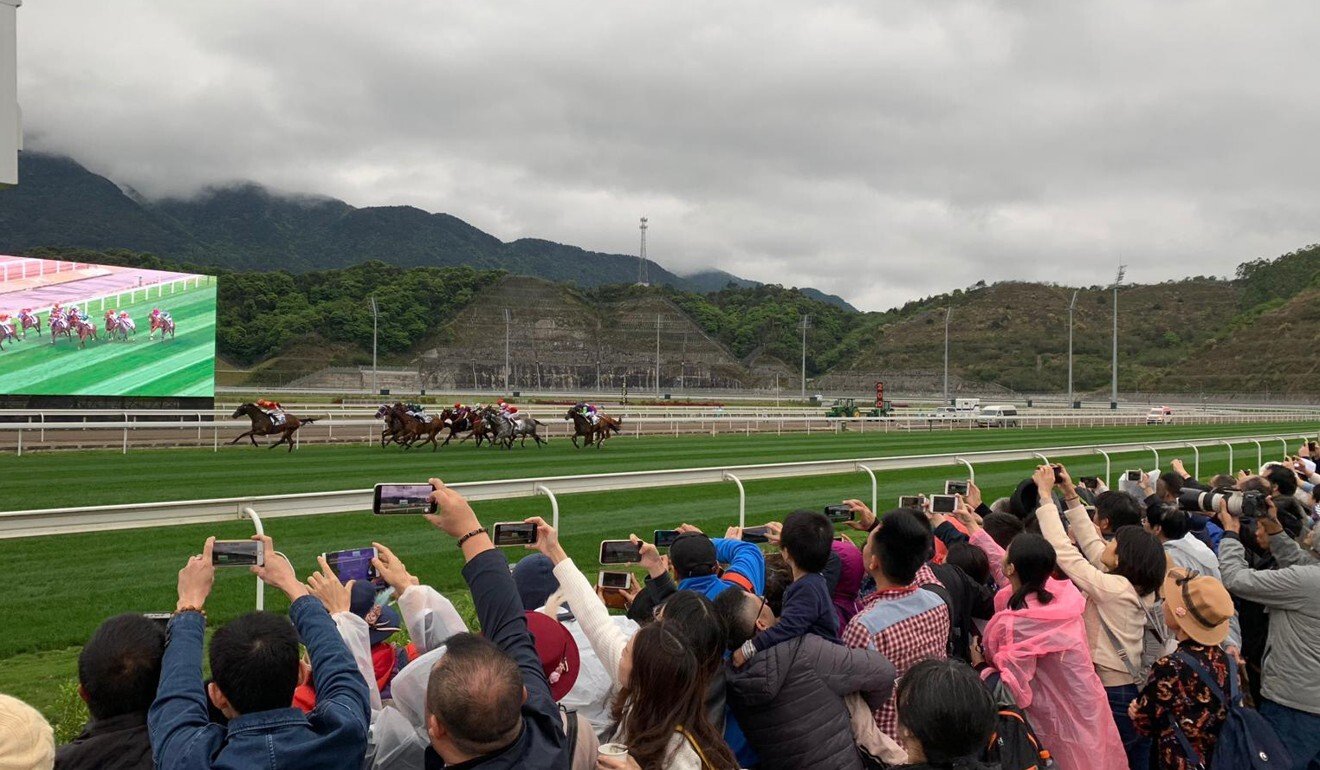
[922,562,974,661]
[1169,650,1293,770]
[981,672,1054,770]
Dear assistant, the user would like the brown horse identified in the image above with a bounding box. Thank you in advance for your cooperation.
[389,403,444,451]
[230,403,316,452]
[438,407,476,447]
[17,311,40,338]
[565,406,622,448]
[73,319,98,349]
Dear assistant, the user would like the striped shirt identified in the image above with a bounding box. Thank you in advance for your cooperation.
[842,564,950,738]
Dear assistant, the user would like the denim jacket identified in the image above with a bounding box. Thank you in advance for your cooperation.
[148,596,371,769]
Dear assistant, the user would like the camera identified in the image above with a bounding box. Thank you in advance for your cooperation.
[1177,487,1265,518]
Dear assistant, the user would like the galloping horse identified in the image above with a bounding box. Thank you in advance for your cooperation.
[438,407,475,448]
[388,402,445,450]
[375,404,409,447]
[229,403,316,452]
[49,315,72,344]
[0,318,16,350]
[16,310,40,338]
[490,410,548,449]
[149,311,175,340]
[457,407,499,448]
[104,311,136,341]
[566,406,623,448]
[73,319,98,349]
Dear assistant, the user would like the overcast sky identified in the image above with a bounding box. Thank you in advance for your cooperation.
[16,1,1320,310]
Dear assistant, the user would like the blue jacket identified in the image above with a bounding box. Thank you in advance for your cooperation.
[148,597,371,770]
[751,572,840,652]
[677,537,766,601]
[423,548,569,769]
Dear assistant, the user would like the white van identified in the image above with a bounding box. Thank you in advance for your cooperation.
[954,398,981,414]
[976,405,1020,428]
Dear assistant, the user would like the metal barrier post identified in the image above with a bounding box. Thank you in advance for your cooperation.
[1143,445,1159,470]
[855,463,877,515]
[123,426,128,455]
[1250,440,1262,471]
[1276,437,1288,457]
[241,507,266,611]
[16,428,21,456]
[1031,452,1049,465]
[1094,448,1112,489]
[1185,443,1200,479]
[954,457,976,484]
[723,472,747,529]
[534,484,560,530]
[1220,441,1233,475]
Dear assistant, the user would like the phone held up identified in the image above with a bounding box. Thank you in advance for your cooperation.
[492,522,539,547]
[824,504,854,523]
[597,570,634,609]
[323,547,379,583]
[740,525,770,543]
[599,540,642,565]
[212,540,264,567]
[944,480,969,496]
[653,529,680,549]
[929,494,957,514]
[373,483,437,515]
[899,495,925,509]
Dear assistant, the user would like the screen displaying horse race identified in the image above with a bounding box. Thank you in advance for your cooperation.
[0,256,216,397]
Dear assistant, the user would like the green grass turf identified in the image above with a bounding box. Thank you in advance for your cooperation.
[0,422,1313,725]
[4,421,1315,510]
[0,283,215,398]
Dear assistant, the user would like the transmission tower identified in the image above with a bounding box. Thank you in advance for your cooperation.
[637,217,649,286]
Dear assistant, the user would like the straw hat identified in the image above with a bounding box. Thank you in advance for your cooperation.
[1161,568,1233,646]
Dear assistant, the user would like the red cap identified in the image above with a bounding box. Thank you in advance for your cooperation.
[524,611,579,701]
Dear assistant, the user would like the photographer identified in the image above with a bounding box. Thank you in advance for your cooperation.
[1217,495,1320,768]
[148,536,371,770]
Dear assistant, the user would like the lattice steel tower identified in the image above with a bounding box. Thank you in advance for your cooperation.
[637,217,650,286]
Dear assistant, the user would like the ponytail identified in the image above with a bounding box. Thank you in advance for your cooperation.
[1004,534,1057,611]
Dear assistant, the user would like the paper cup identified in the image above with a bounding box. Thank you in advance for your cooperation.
[598,743,629,757]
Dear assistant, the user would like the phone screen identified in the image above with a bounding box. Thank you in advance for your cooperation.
[930,495,957,514]
[324,547,378,582]
[944,480,969,496]
[143,612,173,628]
[653,529,680,549]
[212,540,262,567]
[492,522,538,547]
[599,571,632,589]
[1125,470,1143,482]
[599,540,642,564]
[898,495,924,509]
[741,526,770,543]
[374,483,437,515]
[824,504,854,523]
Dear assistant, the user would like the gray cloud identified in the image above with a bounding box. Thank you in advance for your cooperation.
[16,0,1320,309]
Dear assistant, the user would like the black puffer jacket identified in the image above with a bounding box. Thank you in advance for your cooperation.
[725,636,895,770]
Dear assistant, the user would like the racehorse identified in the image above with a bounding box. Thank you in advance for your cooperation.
[0,319,16,350]
[566,406,622,448]
[49,316,72,344]
[73,319,98,349]
[438,407,477,448]
[388,402,445,451]
[229,403,317,452]
[16,310,40,338]
[104,311,136,341]
[375,404,410,447]
[490,410,548,449]
[457,407,500,448]
[149,311,175,340]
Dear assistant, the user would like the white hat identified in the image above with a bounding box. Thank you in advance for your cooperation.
[0,693,54,770]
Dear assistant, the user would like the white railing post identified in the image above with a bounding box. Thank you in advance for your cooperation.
[1276,437,1288,457]
[954,457,976,484]
[1143,445,1160,470]
[1094,448,1112,489]
[1220,441,1234,475]
[15,428,21,456]
[242,506,266,611]
[855,463,878,516]
[534,484,559,530]
[1031,452,1049,465]
[723,472,746,529]
[1185,443,1200,479]
[1250,440,1262,472]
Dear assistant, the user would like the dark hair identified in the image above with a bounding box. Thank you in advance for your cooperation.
[426,633,523,755]
[1111,526,1166,597]
[1210,474,1236,489]
[1264,464,1298,496]
[1157,507,1190,541]
[1005,534,1056,611]
[982,512,1024,550]
[762,554,793,617]
[945,542,990,586]
[1273,495,1306,538]
[78,614,165,720]
[1095,491,1143,531]
[869,509,930,585]
[652,590,725,674]
[611,623,738,770]
[779,509,833,573]
[210,611,301,715]
[1158,471,1185,500]
[1240,476,1271,495]
[895,659,996,763]
[713,588,758,650]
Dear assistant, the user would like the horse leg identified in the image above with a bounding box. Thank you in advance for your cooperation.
[269,432,288,450]
[287,429,297,452]
[229,430,253,445]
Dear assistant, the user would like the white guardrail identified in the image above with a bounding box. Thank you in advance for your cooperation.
[2,411,1316,454]
[2,432,1315,539]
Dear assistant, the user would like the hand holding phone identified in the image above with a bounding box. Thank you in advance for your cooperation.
[929,494,958,514]
[373,483,438,515]
[492,522,538,547]
[322,547,378,583]
[741,525,770,543]
[653,529,680,549]
[212,540,264,567]
[899,495,925,509]
[600,540,642,564]
[944,480,970,496]
[824,504,855,523]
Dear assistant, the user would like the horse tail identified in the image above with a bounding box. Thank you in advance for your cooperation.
[302,417,318,425]
[533,419,544,426]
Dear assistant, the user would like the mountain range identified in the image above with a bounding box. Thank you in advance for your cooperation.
[0,153,854,309]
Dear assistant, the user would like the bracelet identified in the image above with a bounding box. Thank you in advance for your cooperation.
[457,527,487,548]
[175,606,206,619]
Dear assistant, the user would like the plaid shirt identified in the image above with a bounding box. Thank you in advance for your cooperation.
[842,564,950,738]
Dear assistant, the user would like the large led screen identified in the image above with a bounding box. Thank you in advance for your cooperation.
[0,256,216,397]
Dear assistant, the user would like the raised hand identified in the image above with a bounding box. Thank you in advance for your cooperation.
[371,542,419,594]
[841,499,876,531]
[250,534,309,602]
[308,555,354,614]
[633,535,669,579]
[423,478,480,538]
[525,516,567,563]
[177,537,216,611]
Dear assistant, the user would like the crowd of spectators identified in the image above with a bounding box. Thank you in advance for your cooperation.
[2,442,1320,770]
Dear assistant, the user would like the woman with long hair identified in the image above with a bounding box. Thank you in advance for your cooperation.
[523,517,737,770]
[1033,464,1168,770]
[978,534,1126,770]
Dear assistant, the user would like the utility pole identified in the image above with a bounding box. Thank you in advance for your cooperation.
[655,314,661,396]
[943,307,952,404]
[1067,289,1078,408]
[503,308,511,394]
[800,315,810,402]
[1111,266,1126,410]
[369,296,378,395]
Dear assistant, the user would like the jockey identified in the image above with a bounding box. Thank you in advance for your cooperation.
[586,403,600,425]
[76,308,90,323]
[256,398,283,414]
[497,398,518,417]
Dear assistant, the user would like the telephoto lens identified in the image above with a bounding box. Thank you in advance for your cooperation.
[1177,487,1265,518]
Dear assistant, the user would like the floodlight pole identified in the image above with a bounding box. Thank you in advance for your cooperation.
[800,315,810,402]
[369,296,378,396]
[503,308,511,394]
[943,307,952,404]
[655,315,661,397]
[1067,290,1078,407]
[1111,266,1125,410]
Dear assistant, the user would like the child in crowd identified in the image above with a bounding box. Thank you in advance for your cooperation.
[734,509,839,666]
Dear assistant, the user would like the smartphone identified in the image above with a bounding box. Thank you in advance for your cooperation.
[929,494,957,514]
[653,529,680,549]
[597,570,634,590]
[898,495,925,509]
[492,522,538,547]
[824,504,855,523]
[212,540,263,567]
[1079,476,1100,489]
[944,480,969,496]
[599,540,642,565]
[373,483,437,515]
[143,612,173,628]
[323,547,378,583]
[741,525,770,543]
[1052,465,1065,484]
[1125,470,1144,482]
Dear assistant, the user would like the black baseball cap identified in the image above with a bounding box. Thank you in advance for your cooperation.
[668,533,718,578]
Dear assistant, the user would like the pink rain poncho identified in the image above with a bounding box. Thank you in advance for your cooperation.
[981,577,1126,770]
